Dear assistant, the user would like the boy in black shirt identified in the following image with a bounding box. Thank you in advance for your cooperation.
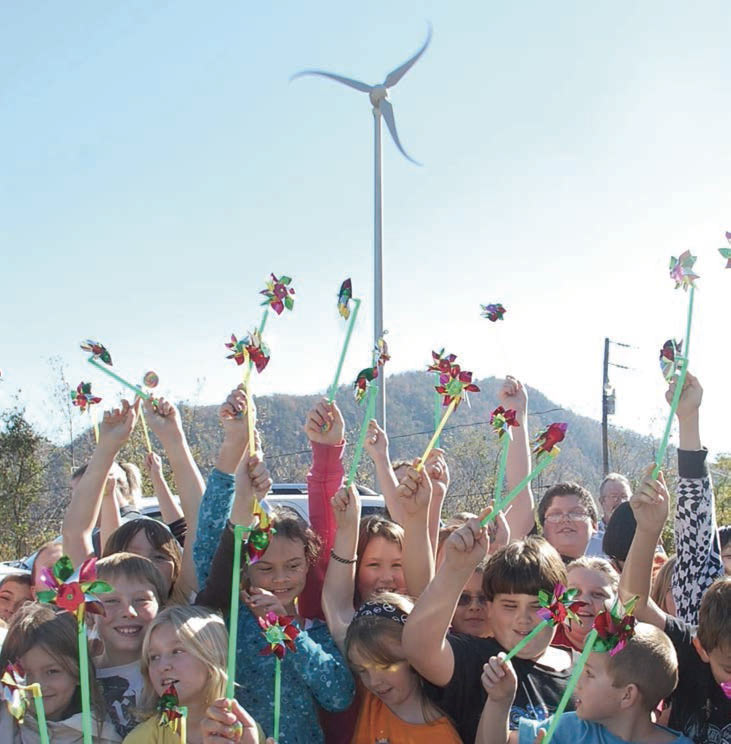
[403,520,575,744]
[620,468,730,744]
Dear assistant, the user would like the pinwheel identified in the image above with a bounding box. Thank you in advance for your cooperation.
[70,382,102,413]
[80,340,112,366]
[328,279,362,403]
[427,348,457,375]
[245,510,276,566]
[480,303,506,322]
[260,273,295,315]
[1,663,50,743]
[669,250,699,291]
[37,556,112,744]
[503,584,585,662]
[259,612,300,740]
[337,278,353,319]
[490,406,519,509]
[482,422,568,527]
[659,339,683,382]
[719,232,731,268]
[226,332,270,373]
[353,366,378,404]
[158,684,187,741]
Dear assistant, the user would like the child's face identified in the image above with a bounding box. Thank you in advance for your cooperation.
[147,623,209,705]
[96,575,160,664]
[0,579,32,623]
[125,530,175,596]
[452,570,490,637]
[19,645,77,722]
[348,640,419,708]
[542,495,595,560]
[487,593,554,658]
[566,567,614,640]
[247,536,308,612]
[695,640,731,688]
[574,652,624,722]
[721,543,731,576]
[356,537,407,600]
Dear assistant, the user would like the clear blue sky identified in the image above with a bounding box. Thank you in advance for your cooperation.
[2,1,730,457]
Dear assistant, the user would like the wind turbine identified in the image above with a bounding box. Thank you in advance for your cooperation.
[292,26,431,431]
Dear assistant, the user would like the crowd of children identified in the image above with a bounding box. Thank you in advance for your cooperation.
[0,371,727,743]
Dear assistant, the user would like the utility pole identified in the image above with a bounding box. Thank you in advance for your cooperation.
[602,338,632,475]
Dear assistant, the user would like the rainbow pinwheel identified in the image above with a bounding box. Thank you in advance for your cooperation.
[36,556,112,617]
[259,612,300,660]
[260,274,295,315]
[225,332,270,373]
[536,584,584,626]
[669,250,699,291]
[480,303,506,322]
[533,422,567,456]
[490,406,519,439]
[659,339,683,382]
[70,382,102,413]
[80,341,112,366]
[245,510,276,565]
[720,232,731,269]
[157,684,185,731]
[337,278,353,319]
[593,598,637,657]
[2,663,29,723]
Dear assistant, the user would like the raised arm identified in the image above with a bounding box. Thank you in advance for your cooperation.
[402,511,490,686]
[394,462,435,597]
[424,448,449,555]
[618,466,669,629]
[668,373,724,624]
[144,452,184,524]
[322,485,361,654]
[500,377,534,540]
[299,400,345,620]
[62,399,138,566]
[477,655,519,744]
[364,419,401,518]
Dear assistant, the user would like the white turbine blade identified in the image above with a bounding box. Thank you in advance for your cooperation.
[290,70,372,93]
[382,24,432,89]
[380,98,420,165]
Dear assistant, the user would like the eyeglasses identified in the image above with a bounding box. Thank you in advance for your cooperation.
[544,510,591,523]
[457,592,488,607]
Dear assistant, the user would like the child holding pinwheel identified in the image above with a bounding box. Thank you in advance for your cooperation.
[192,388,354,744]
[477,619,691,744]
[122,605,265,744]
[0,603,120,744]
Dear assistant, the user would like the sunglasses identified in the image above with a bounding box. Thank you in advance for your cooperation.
[457,592,488,607]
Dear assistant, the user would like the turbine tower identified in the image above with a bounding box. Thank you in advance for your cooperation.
[293,26,431,431]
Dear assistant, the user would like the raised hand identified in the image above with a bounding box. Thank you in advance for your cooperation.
[425,448,449,501]
[304,398,344,446]
[487,505,511,555]
[481,654,518,704]
[666,371,702,419]
[219,386,253,441]
[395,461,432,519]
[331,484,361,533]
[99,399,139,453]
[443,513,490,575]
[201,698,261,744]
[364,419,389,462]
[144,452,164,482]
[630,466,669,535]
[498,375,528,417]
[142,396,183,445]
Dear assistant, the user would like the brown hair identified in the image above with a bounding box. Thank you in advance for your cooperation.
[606,622,678,710]
[0,603,106,721]
[566,556,619,592]
[102,518,185,604]
[650,555,677,613]
[538,482,598,527]
[697,576,731,654]
[0,573,32,591]
[96,552,168,606]
[482,537,567,601]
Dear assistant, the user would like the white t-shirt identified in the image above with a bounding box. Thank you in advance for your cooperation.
[96,660,143,738]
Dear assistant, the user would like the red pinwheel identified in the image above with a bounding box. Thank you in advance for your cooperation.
[260,273,295,315]
[593,598,637,657]
[36,556,113,618]
[259,612,300,660]
[480,303,506,322]
[353,366,378,404]
[536,584,585,628]
[659,339,682,382]
[427,349,457,375]
[668,251,699,291]
[226,331,270,373]
[490,406,519,439]
[1,663,29,723]
[80,340,112,365]
[533,423,567,456]
[70,382,102,413]
[245,511,276,565]
[434,363,480,408]
[157,684,185,731]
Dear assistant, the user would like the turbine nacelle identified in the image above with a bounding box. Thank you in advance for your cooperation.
[369,85,389,107]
